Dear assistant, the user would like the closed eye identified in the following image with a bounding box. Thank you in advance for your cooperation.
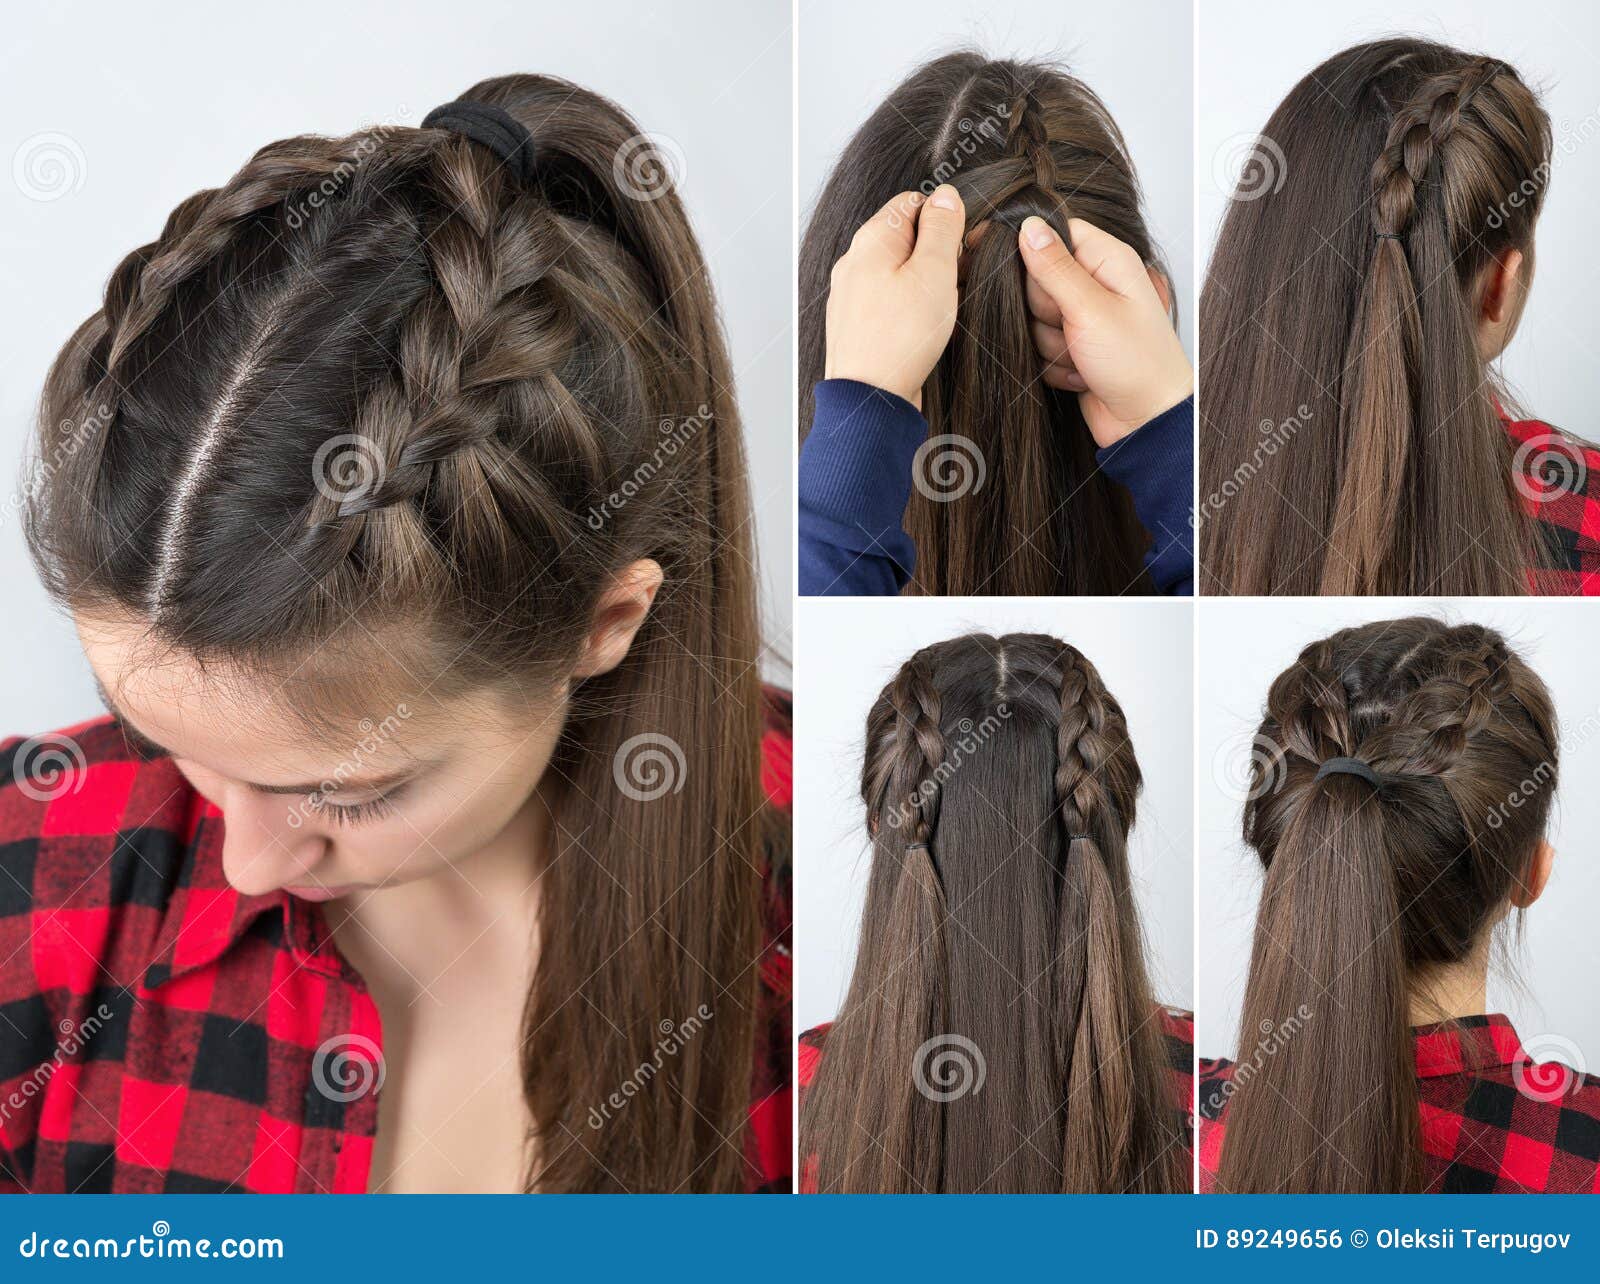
[307,792,399,827]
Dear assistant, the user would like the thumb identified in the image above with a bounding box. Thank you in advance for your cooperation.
[908,183,964,278]
[1018,215,1099,324]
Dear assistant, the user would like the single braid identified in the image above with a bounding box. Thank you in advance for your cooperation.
[887,656,947,850]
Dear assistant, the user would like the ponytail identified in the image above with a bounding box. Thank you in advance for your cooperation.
[1217,619,1558,1191]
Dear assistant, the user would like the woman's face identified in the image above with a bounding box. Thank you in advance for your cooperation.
[74,612,570,901]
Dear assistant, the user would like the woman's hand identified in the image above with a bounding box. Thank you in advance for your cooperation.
[1018,215,1193,448]
[824,184,965,410]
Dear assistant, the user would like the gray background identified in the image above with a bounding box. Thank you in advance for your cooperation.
[1200,0,1600,437]
[0,0,793,735]
[1198,598,1600,1067]
[798,0,1195,355]
[795,597,1194,1034]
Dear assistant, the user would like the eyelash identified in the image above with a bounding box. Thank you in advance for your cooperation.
[308,794,398,827]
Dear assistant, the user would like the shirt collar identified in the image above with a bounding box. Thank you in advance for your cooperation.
[1413,1013,1523,1078]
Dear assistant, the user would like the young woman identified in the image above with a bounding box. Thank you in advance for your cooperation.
[1201,38,1600,595]
[1200,617,1600,1193]
[797,53,1194,597]
[798,633,1192,1193]
[0,75,791,1194]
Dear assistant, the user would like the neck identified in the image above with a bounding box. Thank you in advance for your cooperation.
[327,785,552,1000]
[1407,956,1489,1027]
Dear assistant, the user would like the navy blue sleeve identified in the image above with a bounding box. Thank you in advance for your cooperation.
[798,379,927,597]
[1095,396,1194,597]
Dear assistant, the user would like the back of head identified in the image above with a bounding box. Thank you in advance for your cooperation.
[801,632,1185,1192]
[1200,39,1554,594]
[24,73,768,1192]
[1218,617,1558,1192]
[800,52,1164,594]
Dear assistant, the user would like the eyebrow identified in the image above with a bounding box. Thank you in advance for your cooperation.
[92,677,428,797]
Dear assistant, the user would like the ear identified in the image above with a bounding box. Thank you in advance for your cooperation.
[1480,248,1525,326]
[571,559,664,680]
[1508,837,1554,909]
[1146,266,1173,314]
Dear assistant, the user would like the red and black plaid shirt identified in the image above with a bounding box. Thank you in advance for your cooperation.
[1199,1014,1600,1193]
[795,1005,1195,1193]
[1507,412,1600,594]
[0,693,793,1194]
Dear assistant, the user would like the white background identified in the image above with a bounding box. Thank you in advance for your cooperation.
[795,597,1194,1033]
[1200,0,1600,437]
[798,0,1195,354]
[0,0,793,735]
[1197,598,1600,1065]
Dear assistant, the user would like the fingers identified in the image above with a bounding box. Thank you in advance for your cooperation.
[908,184,964,277]
[848,190,925,268]
[1017,215,1095,324]
[1061,217,1152,298]
[1030,320,1086,392]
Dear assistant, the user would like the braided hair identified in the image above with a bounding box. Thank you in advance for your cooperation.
[799,52,1171,595]
[1217,617,1559,1192]
[24,74,773,1193]
[801,633,1188,1193]
[1201,39,1557,595]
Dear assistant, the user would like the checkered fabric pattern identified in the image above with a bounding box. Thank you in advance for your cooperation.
[1506,413,1600,594]
[0,692,793,1194]
[1198,1014,1600,1193]
[795,1005,1195,1193]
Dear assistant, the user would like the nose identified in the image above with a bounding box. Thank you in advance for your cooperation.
[215,789,330,897]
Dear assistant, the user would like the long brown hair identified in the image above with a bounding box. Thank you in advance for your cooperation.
[1218,617,1557,1192]
[801,633,1187,1192]
[800,53,1166,595]
[1200,39,1554,594]
[22,74,778,1192]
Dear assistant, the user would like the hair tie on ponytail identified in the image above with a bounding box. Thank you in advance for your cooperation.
[422,100,539,181]
[1314,756,1381,788]
[1065,833,1093,842]
[1374,231,1403,241]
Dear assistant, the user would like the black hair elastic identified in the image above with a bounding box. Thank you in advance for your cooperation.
[1314,756,1381,788]
[421,100,539,182]
[1375,232,1404,241]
